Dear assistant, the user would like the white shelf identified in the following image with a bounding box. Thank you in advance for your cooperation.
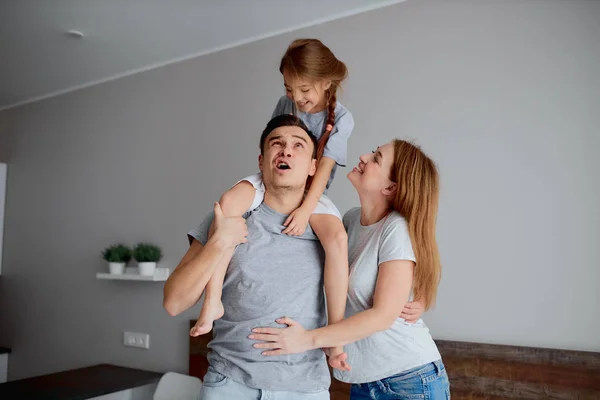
[96,267,170,281]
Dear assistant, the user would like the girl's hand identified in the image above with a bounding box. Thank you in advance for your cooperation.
[210,202,248,250]
[282,206,311,236]
[249,317,313,356]
[325,347,351,371]
[400,300,424,323]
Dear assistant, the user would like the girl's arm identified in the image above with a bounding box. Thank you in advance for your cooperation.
[208,181,255,237]
[282,157,335,235]
[250,259,414,354]
[310,214,348,326]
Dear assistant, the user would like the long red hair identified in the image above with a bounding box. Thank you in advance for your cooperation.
[390,139,442,310]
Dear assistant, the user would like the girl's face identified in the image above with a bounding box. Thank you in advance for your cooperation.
[348,141,396,197]
[283,69,331,114]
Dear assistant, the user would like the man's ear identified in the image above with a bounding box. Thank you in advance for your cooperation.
[308,158,317,177]
[382,182,397,197]
[258,154,263,173]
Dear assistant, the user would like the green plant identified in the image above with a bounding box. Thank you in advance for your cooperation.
[133,242,163,263]
[102,244,132,263]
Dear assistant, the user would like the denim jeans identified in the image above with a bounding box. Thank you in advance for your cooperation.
[200,366,330,400]
[350,360,450,399]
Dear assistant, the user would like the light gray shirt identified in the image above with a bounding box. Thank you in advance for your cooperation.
[188,203,331,392]
[272,96,354,189]
[333,207,441,383]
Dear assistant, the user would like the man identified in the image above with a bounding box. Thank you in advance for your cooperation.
[163,114,334,399]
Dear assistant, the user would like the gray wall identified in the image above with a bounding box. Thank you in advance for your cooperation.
[0,116,8,162]
[0,0,599,380]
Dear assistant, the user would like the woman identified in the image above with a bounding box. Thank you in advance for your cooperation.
[249,139,449,399]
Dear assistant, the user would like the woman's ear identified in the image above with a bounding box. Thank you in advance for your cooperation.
[382,182,397,197]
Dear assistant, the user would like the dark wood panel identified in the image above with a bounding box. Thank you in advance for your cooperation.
[450,390,524,400]
[436,339,600,369]
[449,375,600,400]
[444,356,600,390]
[330,377,350,400]
[438,339,600,399]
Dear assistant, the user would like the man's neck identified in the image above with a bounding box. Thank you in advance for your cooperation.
[263,187,305,215]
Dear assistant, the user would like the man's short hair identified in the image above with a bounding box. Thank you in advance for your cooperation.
[260,114,318,158]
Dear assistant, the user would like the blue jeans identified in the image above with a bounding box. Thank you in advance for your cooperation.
[350,360,450,399]
[200,366,330,400]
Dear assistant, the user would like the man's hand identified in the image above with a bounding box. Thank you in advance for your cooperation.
[282,206,311,236]
[210,202,248,250]
[249,317,313,355]
[400,300,424,323]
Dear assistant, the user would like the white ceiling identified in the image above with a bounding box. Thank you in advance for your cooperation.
[0,0,408,111]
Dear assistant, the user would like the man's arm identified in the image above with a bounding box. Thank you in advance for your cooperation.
[163,202,247,316]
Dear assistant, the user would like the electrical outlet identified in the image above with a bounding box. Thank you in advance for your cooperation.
[123,331,150,349]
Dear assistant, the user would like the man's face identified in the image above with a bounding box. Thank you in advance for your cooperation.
[259,125,317,191]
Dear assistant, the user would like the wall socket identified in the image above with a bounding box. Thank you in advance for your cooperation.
[123,331,150,349]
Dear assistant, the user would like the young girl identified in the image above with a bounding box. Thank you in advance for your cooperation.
[191,39,354,360]
[249,139,450,399]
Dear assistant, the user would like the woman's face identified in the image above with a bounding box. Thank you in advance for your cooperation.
[347,141,396,196]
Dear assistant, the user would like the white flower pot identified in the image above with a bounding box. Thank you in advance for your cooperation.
[138,262,157,276]
[108,262,125,275]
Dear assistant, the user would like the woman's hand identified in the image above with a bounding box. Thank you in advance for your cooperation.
[400,300,424,323]
[249,317,314,356]
[282,206,312,236]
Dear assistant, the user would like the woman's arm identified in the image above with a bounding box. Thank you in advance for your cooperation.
[311,259,414,348]
[250,259,414,354]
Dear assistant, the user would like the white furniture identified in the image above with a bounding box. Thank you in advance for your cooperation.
[83,372,202,400]
[153,372,202,400]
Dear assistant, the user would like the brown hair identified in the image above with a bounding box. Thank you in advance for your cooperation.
[390,140,442,310]
[279,39,348,162]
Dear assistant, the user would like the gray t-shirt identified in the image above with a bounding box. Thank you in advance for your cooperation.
[188,203,331,392]
[333,207,441,383]
[272,96,354,189]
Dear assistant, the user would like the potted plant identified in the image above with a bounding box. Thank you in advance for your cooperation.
[133,242,163,276]
[102,244,132,275]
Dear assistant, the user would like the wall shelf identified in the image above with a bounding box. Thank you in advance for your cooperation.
[96,267,170,282]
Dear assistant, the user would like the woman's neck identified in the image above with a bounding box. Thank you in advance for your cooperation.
[358,195,391,226]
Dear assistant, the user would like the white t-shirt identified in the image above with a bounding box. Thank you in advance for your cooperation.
[333,207,441,384]
[239,173,342,219]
